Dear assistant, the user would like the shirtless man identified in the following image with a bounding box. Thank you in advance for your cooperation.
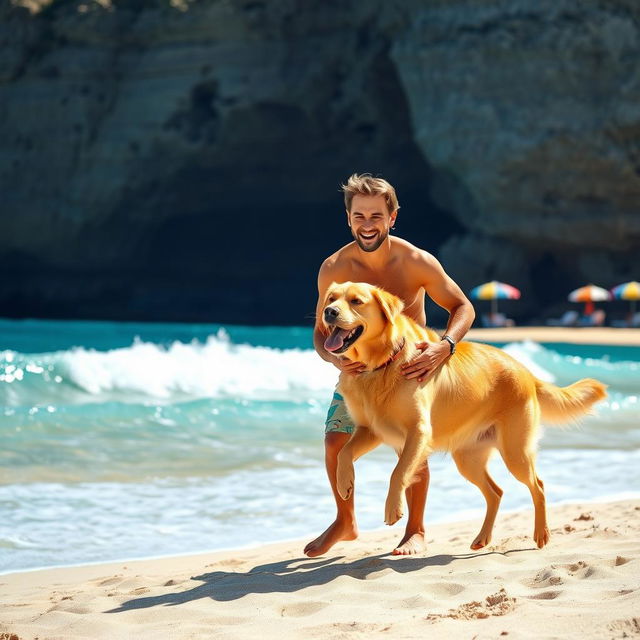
[304,173,475,558]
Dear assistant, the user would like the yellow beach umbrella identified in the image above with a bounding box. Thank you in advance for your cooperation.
[610,281,640,315]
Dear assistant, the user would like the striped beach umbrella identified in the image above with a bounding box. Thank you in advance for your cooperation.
[610,281,640,315]
[470,280,521,315]
[568,284,611,315]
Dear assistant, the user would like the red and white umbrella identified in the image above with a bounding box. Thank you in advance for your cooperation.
[568,284,611,315]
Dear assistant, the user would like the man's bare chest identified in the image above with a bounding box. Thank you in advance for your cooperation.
[347,266,423,310]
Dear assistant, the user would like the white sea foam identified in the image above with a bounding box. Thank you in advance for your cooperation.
[2,335,637,407]
[502,340,555,381]
[1,332,337,406]
[502,340,640,392]
[61,332,337,399]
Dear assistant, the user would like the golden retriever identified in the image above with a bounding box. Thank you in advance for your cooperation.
[321,281,607,549]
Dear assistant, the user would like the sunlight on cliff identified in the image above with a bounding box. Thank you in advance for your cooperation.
[12,0,193,13]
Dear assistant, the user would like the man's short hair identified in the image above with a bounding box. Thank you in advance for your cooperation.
[341,173,400,214]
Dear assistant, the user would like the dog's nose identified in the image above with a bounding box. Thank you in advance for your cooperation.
[324,306,340,323]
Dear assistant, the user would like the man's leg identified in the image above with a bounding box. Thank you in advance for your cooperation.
[392,461,429,555]
[304,391,429,557]
[303,431,358,557]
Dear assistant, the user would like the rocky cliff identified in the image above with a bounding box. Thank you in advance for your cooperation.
[1,0,639,325]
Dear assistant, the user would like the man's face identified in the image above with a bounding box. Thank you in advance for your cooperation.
[347,194,397,253]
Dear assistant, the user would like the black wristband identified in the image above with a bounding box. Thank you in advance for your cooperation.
[441,334,456,355]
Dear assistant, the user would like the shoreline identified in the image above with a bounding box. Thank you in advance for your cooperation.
[466,325,640,345]
[1,499,638,639]
[4,492,639,580]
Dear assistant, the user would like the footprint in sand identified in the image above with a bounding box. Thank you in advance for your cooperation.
[526,567,564,588]
[589,527,622,539]
[163,578,185,586]
[95,576,124,587]
[117,578,147,590]
[395,594,434,609]
[347,562,395,581]
[211,558,244,568]
[279,601,329,617]
[426,588,516,620]
[561,561,607,579]
[51,602,94,614]
[574,512,594,522]
[526,590,561,600]
[213,616,252,626]
[48,592,75,604]
[325,622,393,633]
[424,582,466,597]
[607,617,640,638]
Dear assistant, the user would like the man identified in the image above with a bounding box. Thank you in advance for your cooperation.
[304,173,475,558]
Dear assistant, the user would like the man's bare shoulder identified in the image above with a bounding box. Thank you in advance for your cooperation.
[319,242,357,277]
[391,237,438,268]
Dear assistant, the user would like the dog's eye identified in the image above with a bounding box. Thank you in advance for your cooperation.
[327,295,336,303]
[351,298,363,305]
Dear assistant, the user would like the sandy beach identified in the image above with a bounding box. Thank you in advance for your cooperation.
[467,326,640,346]
[0,499,638,640]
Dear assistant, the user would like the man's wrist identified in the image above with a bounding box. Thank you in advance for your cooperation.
[440,334,456,355]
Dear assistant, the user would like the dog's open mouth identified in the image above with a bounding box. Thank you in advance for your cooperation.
[324,325,364,354]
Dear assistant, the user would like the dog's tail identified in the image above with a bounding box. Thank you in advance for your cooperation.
[535,378,607,425]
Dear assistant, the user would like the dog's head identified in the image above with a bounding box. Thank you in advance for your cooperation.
[321,281,405,356]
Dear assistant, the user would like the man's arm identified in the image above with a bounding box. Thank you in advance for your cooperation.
[421,252,475,344]
[314,260,366,375]
[401,252,475,381]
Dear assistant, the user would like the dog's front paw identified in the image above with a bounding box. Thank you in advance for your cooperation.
[384,493,404,525]
[336,458,355,501]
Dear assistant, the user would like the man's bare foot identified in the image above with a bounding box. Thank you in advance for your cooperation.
[392,531,426,556]
[304,519,358,557]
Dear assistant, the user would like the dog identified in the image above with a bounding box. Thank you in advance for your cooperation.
[321,281,607,549]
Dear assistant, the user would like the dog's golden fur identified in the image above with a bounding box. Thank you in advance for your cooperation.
[322,281,607,549]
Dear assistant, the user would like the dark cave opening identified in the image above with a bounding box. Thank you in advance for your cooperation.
[2,42,466,325]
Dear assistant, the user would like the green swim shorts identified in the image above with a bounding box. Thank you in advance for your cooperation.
[324,390,355,434]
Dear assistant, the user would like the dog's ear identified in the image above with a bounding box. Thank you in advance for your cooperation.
[372,288,404,323]
[323,282,339,305]
[318,282,339,335]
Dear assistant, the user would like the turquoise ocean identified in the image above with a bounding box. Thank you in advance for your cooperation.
[1,319,639,574]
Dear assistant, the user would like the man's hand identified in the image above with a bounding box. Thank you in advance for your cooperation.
[401,341,450,382]
[335,358,366,376]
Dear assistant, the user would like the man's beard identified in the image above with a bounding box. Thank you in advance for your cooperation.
[353,228,388,253]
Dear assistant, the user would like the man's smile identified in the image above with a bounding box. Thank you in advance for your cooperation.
[352,226,388,253]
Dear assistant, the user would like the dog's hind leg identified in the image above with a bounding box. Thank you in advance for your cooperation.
[336,426,382,501]
[497,407,549,548]
[452,444,503,550]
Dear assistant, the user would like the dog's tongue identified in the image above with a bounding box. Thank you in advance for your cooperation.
[324,327,350,352]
